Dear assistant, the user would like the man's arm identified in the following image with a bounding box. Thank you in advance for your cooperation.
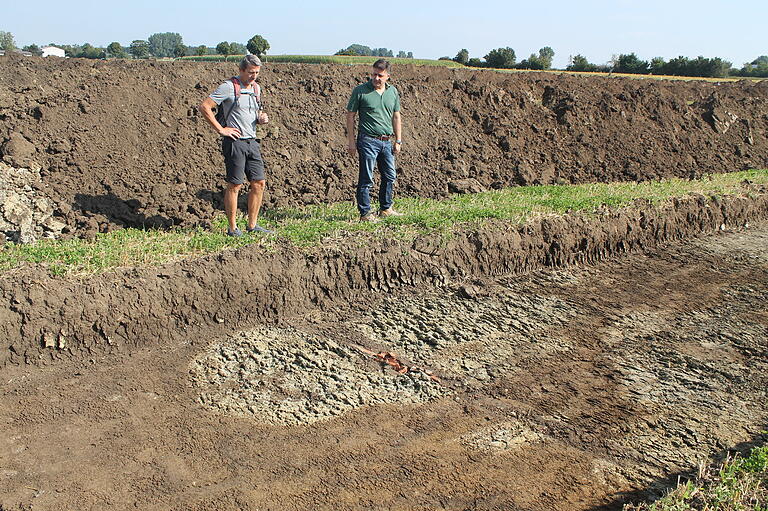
[345,110,357,156]
[198,97,241,140]
[392,111,402,154]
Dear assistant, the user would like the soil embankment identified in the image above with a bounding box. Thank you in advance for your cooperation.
[2,190,767,368]
[0,56,767,239]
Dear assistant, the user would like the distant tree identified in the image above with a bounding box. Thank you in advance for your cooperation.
[689,56,731,78]
[336,44,372,56]
[229,42,246,55]
[518,48,554,70]
[566,54,597,72]
[76,43,105,59]
[438,56,452,60]
[396,50,407,58]
[0,31,15,51]
[106,42,127,58]
[173,43,188,58]
[216,41,232,55]
[649,56,666,74]
[22,44,42,56]
[737,55,768,77]
[663,56,689,76]
[538,46,554,69]
[196,45,208,56]
[485,47,516,68]
[453,48,469,65]
[247,34,270,56]
[406,51,413,59]
[148,32,183,58]
[129,40,150,59]
[335,48,356,56]
[467,57,483,67]
[615,53,649,74]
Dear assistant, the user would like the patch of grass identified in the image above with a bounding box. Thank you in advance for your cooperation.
[178,54,463,68]
[1,170,766,275]
[624,443,768,511]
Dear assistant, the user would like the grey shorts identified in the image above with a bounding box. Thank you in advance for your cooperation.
[222,138,266,184]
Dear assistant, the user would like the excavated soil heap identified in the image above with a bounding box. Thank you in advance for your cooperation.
[0,55,766,237]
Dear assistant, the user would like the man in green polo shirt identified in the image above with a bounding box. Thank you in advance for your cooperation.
[346,59,403,221]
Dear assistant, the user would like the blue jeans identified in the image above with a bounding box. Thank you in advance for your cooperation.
[356,135,396,216]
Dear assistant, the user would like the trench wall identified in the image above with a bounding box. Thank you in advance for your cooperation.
[2,190,767,368]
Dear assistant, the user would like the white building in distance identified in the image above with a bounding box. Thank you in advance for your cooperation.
[41,46,66,58]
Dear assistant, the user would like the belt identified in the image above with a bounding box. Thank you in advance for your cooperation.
[362,133,393,141]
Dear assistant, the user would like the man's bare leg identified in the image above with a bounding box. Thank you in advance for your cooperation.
[247,180,266,230]
[224,182,243,232]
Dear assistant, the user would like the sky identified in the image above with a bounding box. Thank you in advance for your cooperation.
[3,0,766,68]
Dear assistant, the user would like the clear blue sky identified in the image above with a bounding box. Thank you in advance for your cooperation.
[4,0,765,68]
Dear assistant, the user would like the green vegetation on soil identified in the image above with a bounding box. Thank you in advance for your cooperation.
[624,443,768,511]
[178,54,463,67]
[1,169,766,275]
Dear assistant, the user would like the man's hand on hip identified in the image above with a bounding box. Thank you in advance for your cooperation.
[220,126,242,140]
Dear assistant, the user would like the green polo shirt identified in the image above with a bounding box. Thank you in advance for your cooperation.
[347,81,401,137]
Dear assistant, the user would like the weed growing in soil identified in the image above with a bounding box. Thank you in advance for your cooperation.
[624,443,768,511]
[1,169,766,275]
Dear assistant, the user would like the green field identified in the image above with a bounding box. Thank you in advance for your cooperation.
[1,170,767,275]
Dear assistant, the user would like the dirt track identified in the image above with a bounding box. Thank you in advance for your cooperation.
[1,223,766,510]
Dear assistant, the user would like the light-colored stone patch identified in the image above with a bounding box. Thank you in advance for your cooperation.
[189,327,446,426]
[460,420,543,452]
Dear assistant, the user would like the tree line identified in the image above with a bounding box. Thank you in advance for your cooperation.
[445,47,768,78]
[0,31,270,60]
[566,52,768,78]
[2,29,766,78]
[445,47,555,70]
[335,44,414,59]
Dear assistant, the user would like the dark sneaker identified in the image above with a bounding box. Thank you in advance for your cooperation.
[226,228,243,237]
[247,225,274,234]
[360,213,378,222]
[379,208,404,218]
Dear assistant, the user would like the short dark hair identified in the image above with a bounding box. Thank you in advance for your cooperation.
[372,59,391,72]
[240,54,262,70]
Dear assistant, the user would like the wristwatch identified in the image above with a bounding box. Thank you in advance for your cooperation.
[396,140,402,144]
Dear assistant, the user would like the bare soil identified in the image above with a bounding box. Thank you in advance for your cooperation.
[1,223,766,510]
[1,57,768,510]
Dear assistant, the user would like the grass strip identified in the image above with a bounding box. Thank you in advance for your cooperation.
[1,170,766,275]
[624,443,768,511]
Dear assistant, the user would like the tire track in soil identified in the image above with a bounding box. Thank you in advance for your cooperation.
[1,224,766,510]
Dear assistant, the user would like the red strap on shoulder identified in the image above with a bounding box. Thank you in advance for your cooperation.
[230,76,241,98]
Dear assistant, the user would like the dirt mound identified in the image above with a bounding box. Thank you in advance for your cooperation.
[1,56,767,238]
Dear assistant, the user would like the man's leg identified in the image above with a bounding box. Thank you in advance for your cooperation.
[246,180,266,230]
[377,141,397,211]
[224,183,243,231]
[356,136,378,217]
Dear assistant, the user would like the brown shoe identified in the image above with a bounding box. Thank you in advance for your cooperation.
[360,213,378,222]
[379,208,404,218]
